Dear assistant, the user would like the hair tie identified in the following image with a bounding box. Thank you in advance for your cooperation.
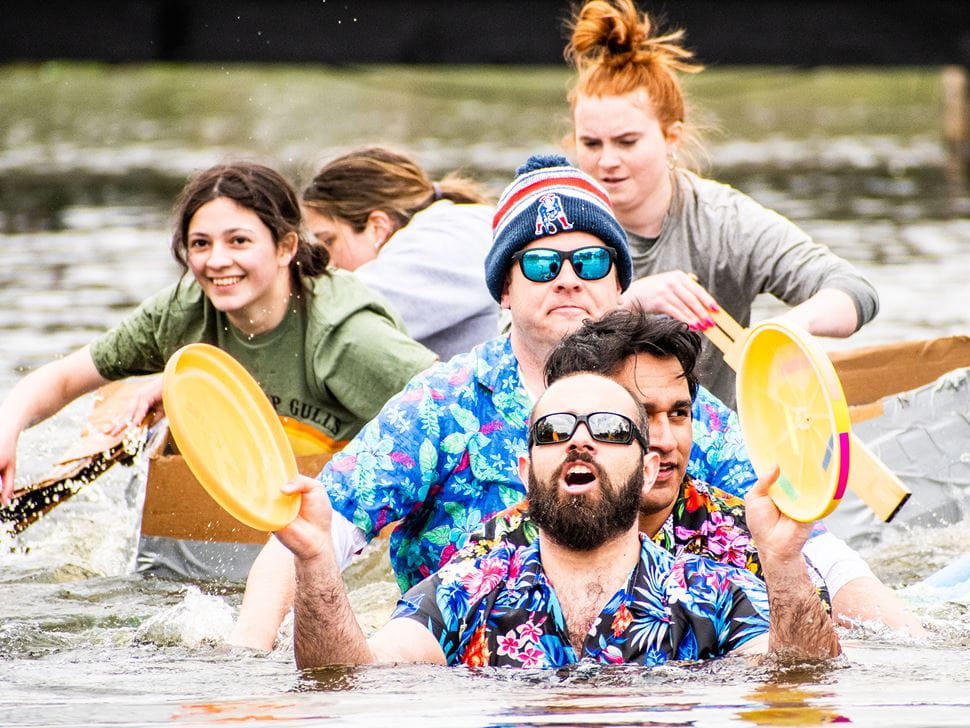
[432,181,443,201]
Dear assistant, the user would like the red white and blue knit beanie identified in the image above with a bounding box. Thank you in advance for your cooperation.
[485,153,632,302]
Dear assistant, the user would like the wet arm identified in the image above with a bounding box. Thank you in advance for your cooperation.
[744,467,841,659]
[276,475,442,668]
[293,543,446,668]
[761,552,842,659]
[831,576,926,636]
[293,542,374,668]
[229,511,366,650]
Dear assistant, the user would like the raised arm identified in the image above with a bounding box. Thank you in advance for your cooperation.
[276,475,444,669]
[743,467,842,660]
[0,346,109,502]
[228,511,365,650]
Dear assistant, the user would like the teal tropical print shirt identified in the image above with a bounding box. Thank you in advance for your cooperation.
[391,535,770,667]
[323,335,756,592]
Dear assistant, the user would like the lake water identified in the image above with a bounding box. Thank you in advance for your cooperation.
[2,63,970,726]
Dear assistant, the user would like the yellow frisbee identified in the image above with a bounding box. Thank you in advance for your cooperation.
[162,343,299,532]
[736,321,852,522]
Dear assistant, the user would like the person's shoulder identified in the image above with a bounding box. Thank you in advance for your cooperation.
[302,270,405,326]
[678,169,751,209]
[122,279,208,330]
[692,385,731,414]
[401,200,494,247]
[436,538,518,586]
[680,169,781,219]
[303,268,368,301]
[415,199,493,225]
[459,500,534,562]
[430,334,509,372]
[384,336,492,398]
[672,545,764,595]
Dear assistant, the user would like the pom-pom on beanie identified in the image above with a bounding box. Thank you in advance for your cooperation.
[485,154,632,302]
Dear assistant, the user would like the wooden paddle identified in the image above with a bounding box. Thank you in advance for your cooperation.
[704,305,911,522]
[1,378,159,534]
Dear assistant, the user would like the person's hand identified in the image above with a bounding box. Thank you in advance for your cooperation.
[0,426,20,505]
[744,465,815,565]
[620,271,719,330]
[273,474,335,562]
[103,376,164,437]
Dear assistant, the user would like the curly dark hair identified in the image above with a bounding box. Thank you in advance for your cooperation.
[544,309,701,400]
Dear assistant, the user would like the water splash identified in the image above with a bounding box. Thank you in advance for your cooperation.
[133,585,235,648]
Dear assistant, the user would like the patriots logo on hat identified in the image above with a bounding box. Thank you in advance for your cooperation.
[534,193,574,236]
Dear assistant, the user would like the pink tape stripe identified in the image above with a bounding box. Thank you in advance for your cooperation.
[834,431,850,500]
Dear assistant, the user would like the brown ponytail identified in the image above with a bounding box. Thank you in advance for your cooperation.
[302,147,489,234]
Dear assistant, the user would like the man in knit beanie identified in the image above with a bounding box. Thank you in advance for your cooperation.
[231,154,751,650]
[484,153,633,302]
[481,154,633,393]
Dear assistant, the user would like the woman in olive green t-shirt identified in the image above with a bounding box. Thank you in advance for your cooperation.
[0,163,436,576]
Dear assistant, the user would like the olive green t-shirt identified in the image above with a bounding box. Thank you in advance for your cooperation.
[89,270,437,449]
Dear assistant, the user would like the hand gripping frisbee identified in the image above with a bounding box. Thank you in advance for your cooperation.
[162,343,299,532]
[736,320,852,522]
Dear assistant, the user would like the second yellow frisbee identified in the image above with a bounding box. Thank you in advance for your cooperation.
[736,321,852,522]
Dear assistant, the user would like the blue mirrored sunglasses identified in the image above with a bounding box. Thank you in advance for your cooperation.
[510,246,615,283]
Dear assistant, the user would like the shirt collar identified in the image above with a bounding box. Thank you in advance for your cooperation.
[475,334,532,430]
[475,334,517,393]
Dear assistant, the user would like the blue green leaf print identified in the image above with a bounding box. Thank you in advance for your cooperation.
[442,432,469,454]
[424,525,453,547]
[419,439,438,486]
[449,403,480,433]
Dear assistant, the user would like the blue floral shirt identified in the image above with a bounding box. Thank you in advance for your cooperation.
[391,535,770,667]
[323,335,756,592]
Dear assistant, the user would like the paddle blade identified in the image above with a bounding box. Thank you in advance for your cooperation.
[846,434,911,522]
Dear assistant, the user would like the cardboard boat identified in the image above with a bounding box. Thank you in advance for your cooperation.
[827,336,970,544]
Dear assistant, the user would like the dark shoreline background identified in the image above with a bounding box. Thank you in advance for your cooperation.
[2,1,968,66]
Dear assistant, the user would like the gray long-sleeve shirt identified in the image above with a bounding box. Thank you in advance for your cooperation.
[628,169,879,407]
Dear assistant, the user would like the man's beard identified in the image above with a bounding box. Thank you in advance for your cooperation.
[528,451,643,551]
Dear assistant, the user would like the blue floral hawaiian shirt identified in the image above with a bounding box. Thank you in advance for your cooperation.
[323,335,756,592]
[391,535,770,667]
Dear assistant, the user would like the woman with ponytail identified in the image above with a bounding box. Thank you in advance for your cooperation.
[566,0,879,408]
[0,162,436,578]
[302,147,498,360]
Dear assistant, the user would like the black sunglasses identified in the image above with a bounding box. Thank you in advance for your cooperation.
[529,411,648,450]
[510,246,615,283]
